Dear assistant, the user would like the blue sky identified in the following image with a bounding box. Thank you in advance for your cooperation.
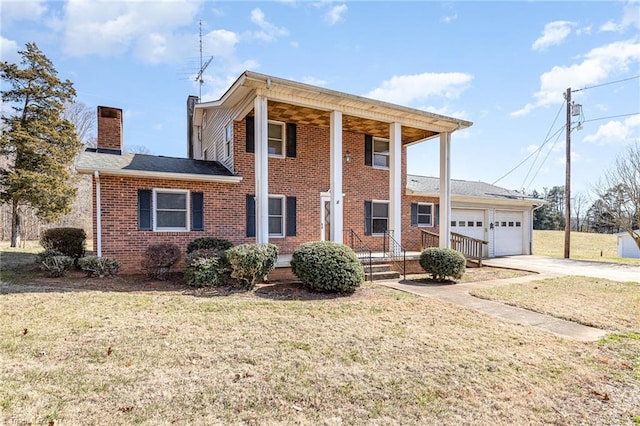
[2,0,639,198]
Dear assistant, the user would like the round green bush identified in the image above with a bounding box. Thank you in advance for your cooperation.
[226,243,278,289]
[184,249,230,287]
[40,227,86,259]
[186,237,233,254]
[290,241,364,293]
[419,247,466,281]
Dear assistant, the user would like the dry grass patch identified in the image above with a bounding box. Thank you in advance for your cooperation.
[533,230,640,265]
[408,266,532,284]
[471,276,640,333]
[1,279,639,425]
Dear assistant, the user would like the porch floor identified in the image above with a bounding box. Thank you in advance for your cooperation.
[276,251,422,267]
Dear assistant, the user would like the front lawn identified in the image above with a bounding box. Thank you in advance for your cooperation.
[1,276,638,424]
[471,276,640,333]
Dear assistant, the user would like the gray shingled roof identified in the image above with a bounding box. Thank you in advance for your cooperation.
[407,174,540,203]
[76,150,236,178]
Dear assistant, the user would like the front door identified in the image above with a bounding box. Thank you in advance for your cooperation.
[321,196,331,241]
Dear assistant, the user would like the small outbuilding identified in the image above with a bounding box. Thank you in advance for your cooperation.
[615,231,640,258]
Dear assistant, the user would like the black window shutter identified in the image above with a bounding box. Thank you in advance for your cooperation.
[246,116,255,153]
[286,123,297,158]
[246,194,256,237]
[191,192,204,231]
[138,189,152,231]
[435,204,440,226]
[286,196,297,236]
[411,203,418,226]
[364,134,373,166]
[364,200,372,236]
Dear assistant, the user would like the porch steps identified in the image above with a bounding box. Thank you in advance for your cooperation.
[364,263,400,281]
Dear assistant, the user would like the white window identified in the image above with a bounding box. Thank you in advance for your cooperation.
[225,122,233,158]
[417,203,434,227]
[372,201,389,235]
[154,189,189,231]
[268,121,285,157]
[268,195,285,237]
[373,138,389,168]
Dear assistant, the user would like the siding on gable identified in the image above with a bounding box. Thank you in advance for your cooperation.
[200,100,249,170]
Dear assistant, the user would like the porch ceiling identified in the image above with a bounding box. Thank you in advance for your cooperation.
[263,101,438,144]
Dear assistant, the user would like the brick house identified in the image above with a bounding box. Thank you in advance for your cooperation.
[76,71,473,273]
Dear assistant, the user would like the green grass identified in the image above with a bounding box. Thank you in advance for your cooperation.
[533,230,640,265]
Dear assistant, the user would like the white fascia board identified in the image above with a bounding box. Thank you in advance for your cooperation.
[76,167,243,183]
[406,190,540,207]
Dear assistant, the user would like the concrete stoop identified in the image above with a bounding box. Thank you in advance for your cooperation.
[364,263,400,281]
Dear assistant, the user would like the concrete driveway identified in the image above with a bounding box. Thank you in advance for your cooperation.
[484,255,640,283]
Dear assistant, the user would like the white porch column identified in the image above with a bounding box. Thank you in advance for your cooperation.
[329,110,344,243]
[439,132,451,248]
[389,122,402,250]
[254,95,269,245]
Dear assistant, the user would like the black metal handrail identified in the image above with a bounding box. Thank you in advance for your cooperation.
[346,229,374,281]
[383,230,407,281]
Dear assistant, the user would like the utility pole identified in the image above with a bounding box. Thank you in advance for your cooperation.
[564,88,571,259]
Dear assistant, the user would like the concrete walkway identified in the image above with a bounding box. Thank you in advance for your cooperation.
[378,255,640,342]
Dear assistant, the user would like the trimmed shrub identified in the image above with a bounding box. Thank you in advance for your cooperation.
[186,237,233,254]
[226,243,278,289]
[419,247,466,281]
[35,249,65,265]
[40,255,74,277]
[291,241,364,293]
[78,256,120,278]
[40,228,86,260]
[142,243,181,280]
[184,249,229,287]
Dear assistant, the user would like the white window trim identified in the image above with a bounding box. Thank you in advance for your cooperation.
[417,202,434,227]
[225,121,233,159]
[202,147,208,161]
[372,137,390,170]
[268,194,286,238]
[371,200,389,236]
[268,120,286,159]
[153,189,190,232]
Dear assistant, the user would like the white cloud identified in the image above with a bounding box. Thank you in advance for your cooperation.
[512,39,640,117]
[418,105,469,120]
[442,14,457,24]
[526,144,540,154]
[325,4,347,25]
[582,114,640,144]
[0,37,19,63]
[1,0,47,24]
[62,0,200,61]
[366,72,474,106]
[299,76,328,86]
[576,25,592,36]
[249,8,289,42]
[532,21,576,51]
[599,2,640,32]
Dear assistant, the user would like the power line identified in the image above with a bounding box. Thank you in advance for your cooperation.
[492,124,564,186]
[581,112,639,123]
[573,75,640,92]
[524,124,566,193]
[521,101,566,190]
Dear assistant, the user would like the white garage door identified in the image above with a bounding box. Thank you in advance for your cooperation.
[495,210,524,256]
[451,209,485,241]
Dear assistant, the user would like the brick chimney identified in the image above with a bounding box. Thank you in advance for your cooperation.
[97,106,123,154]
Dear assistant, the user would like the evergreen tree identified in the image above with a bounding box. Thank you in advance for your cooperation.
[0,42,82,247]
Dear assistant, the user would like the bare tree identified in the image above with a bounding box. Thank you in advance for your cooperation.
[124,144,153,154]
[571,191,589,232]
[63,101,95,144]
[592,142,640,249]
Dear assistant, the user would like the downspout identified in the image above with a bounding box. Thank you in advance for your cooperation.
[94,171,102,257]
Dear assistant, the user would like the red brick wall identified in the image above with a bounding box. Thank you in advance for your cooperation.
[94,117,436,273]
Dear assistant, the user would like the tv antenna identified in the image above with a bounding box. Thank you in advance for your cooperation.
[195,20,213,101]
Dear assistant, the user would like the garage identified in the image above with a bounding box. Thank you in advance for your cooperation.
[451,209,486,241]
[494,210,524,256]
